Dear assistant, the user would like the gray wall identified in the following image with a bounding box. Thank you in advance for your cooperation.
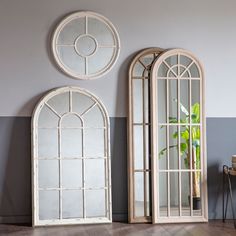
[1,0,236,223]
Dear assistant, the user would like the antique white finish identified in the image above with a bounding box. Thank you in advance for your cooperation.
[151,49,208,223]
[52,11,120,80]
[32,87,111,226]
[128,48,164,223]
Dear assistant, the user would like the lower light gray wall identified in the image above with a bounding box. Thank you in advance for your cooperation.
[0,117,235,223]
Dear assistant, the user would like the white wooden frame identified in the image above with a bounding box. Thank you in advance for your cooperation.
[32,86,112,226]
[52,11,120,80]
[151,49,208,223]
[128,48,164,223]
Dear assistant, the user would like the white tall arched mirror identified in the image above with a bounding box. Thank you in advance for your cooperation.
[151,49,208,223]
[32,87,111,226]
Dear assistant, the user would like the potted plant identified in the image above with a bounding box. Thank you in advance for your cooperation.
[159,100,201,210]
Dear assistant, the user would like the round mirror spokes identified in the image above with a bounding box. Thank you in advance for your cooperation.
[52,12,120,79]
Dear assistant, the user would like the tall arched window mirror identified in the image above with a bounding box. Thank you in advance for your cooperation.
[32,87,111,226]
[128,48,164,223]
[151,49,208,223]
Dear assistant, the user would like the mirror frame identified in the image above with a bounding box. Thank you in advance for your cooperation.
[51,11,120,80]
[128,48,164,223]
[32,86,112,226]
[151,49,208,223]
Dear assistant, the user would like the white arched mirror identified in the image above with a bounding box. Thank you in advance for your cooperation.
[128,48,164,223]
[32,87,111,226]
[52,11,120,80]
[151,49,208,223]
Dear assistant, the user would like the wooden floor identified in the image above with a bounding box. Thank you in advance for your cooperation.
[0,221,235,236]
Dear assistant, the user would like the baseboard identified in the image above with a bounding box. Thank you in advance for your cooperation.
[0,214,127,224]
[0,215,31,224]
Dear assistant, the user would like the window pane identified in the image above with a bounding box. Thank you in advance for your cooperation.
[86,190,106,217]
[62,160,82,188]
[62,190,83,219]
[181,172,191,216]
[38,129,58,158]
[134,125,144,170]
[158,126,167,170]
[84,129,105,157]
[169,79,178,121]
[180,79,190,122]
[85,159,105,188]
[170,172,179,216]
[132,79,143,123]
[39,191,59,220]
[157,79,167,123]
[38,160,59,188]
[191,80,200,124]
[169,126,178,170]
[134,172,144,217]
[159,172,168,217]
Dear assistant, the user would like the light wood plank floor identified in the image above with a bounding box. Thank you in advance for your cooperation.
[0,221,235,236]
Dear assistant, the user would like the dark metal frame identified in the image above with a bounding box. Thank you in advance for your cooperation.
[222,165,236,228]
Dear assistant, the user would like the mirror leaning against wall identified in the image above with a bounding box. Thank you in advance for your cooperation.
[128,48,208,224]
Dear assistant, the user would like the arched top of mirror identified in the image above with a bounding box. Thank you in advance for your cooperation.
[34,86,109,129]
[152,49,203,79]
[129,48,164,79]
[52,11,120,80]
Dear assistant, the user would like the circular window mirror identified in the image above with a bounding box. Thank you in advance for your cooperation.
[52,11,120,80]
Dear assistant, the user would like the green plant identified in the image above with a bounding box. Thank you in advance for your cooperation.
[159,100,201,197]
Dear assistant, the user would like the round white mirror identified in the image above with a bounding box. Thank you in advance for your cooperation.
[52,11,120,80]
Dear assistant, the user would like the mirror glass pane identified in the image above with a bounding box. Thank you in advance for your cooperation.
[86,190,106,217]
[191,80,200,124]
[47,92,69,116]
[83,105,104,127]
[88,48,114,74]
[180,79,189,122]
[38,129,58,158]
[38,106,59,128]
[169,79,178,121]
[157,79,167,123]
[139,55,154,68]
[145,172,151,216]
[158,126,167,170]
[170,172,179,216]
[193,172,202,216]
[85,159,105,188]
[88,18,114,45]
[62,160,82,188]
[72,92,95,115]
[62,190,83,218]
[192,126,201,170]
[189,63,200,78]
[134,172,144,217]
[39,160,59,188]
[133,125,143,170]
[39,191,59,220]
[57,18,85,45]
[132,79,143,123]
[180,126,190,170]
[169,126,178,170]
[181,172,191,216]
[84,129,105,157]
[159,172,167,217]
[133,62,145,77]
[61,129,82,157]
[57,46,86,74]
[61,114,82,128]
[158,63,168,77]
[144,79,149,123]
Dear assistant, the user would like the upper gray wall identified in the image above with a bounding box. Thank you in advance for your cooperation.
[0,0,236,117]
